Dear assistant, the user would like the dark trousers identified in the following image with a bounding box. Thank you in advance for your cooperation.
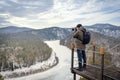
[77,49,86,69]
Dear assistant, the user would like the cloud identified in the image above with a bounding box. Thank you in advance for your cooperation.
[0,0,53,17]
[34,0,120,28]
[0,0,120,28]
[0,14,12,27]
[80,10,120,25]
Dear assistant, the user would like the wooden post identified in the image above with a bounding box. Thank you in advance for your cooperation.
[0,58,1,72]
[74,73,76,80]
[92,42,96,64]
[0,63,2,72]
[70,43,76,80]
[71,49,74,73]
[100,47,105,80]
[70,43,75,73]
[11,62,14,71]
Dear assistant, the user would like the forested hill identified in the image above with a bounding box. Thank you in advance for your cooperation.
[0,26,32,33]
[60,31,120,67]
[0,33,53,71]
[86,24,120,38]
[7,27,71,41]
[0,26,71,41]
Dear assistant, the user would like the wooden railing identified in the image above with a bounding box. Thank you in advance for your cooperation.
[70,42,120,80]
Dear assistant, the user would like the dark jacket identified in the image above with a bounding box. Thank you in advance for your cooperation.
[73,27,86,50]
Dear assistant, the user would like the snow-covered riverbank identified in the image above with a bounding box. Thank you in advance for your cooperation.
[0,49,58,79]
[4,40,79,80]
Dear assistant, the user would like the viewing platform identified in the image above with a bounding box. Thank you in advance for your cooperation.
[72,65,120,80]
[70,42,120,80]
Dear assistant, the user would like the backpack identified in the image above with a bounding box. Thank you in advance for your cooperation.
[81,29,91,44]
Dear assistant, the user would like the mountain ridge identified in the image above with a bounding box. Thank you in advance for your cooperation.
[0,23,120,38]
[85,24,120,38]
[0,26,33,33]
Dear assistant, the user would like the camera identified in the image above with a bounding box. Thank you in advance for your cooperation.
[72,28,77,32]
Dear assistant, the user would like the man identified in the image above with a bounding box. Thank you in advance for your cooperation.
[73,24,86,71]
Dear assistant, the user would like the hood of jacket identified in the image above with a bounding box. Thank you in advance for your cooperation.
[78,27,86,31]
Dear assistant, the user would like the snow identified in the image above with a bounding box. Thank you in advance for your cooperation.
[3,40,80,80]
[87,27,120,38]
[1,51,57,79]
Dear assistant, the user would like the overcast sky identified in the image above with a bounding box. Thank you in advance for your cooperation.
[0,0,120,29]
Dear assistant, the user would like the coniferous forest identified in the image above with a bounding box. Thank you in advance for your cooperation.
[0,33,52,71]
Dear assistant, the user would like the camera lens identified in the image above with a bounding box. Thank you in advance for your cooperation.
[72,28,74,31]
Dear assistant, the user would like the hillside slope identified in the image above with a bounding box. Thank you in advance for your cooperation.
[0,32,58,78]
[60,31,120,67]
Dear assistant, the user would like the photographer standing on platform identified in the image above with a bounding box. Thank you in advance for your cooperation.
[73,24,90,71]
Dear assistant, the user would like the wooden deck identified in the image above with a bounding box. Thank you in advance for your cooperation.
[70,45,120,80]
[72,65,120,80]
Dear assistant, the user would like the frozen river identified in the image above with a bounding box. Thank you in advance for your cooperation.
[6,40,79,80]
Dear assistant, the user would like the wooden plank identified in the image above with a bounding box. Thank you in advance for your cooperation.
[103,66,120,80]
[72,68,98,80]
[104,74,119,80]
[72,65,120,80]
[87,64,120,80]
